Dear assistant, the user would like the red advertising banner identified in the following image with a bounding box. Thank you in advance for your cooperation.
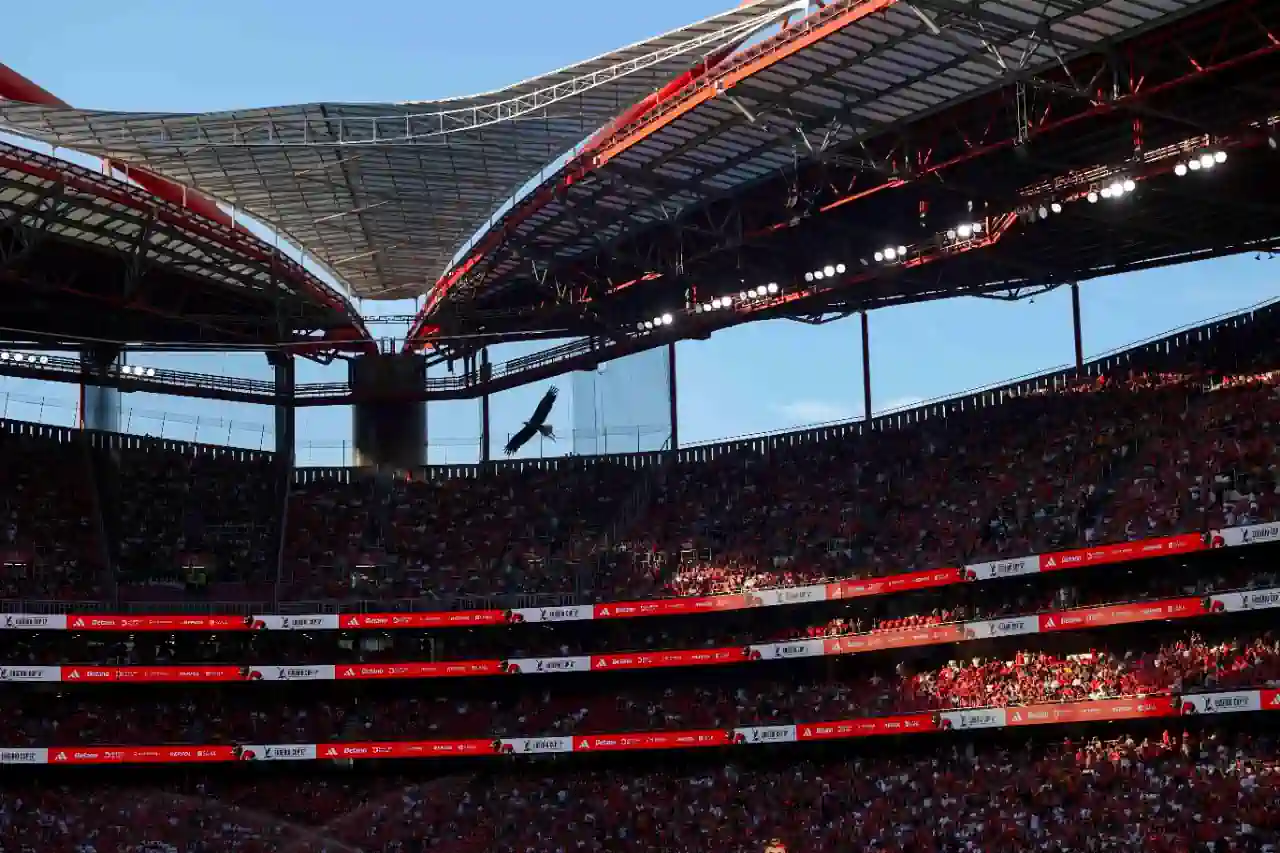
[316,740,493,760]
[1039,597,1207,631]
[591,647,746,671]
[593,594,750,620]
[67,615,253,632]
[49,745,238,764]
[796,713,937,741]
[826,568,963,600]
[62,666,244,683]
[337,611,507,629]
[573,729,731,752]
[335,661,503,679]
[1037,534,1204,572]
[1004,696,1176,726]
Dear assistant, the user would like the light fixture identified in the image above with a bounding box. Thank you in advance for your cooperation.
[1087,191,1099,203]
[883,248,897,261]
[957,224,973,238]
[1199,153,1215,169]
[145,368,156,377]
[1174,163,1188,176]
[804,272,814,282]
[661,314,673,326]
[1123,179,1136,193]
[897,246,907,256]
[766,282,779,294]
[814,270,825,279]
[1038,206,1048,220]
[822,265,835,277]
[1050,202,1062,214]
[643,321,653,330]
[0,352,8,361]
[946,229,957,240]
[710,298,722,310]
[39,355,49,365]
[874,251,885,262]
[721,294,734,306]
[835,263,846,274]
[739,291,748,301]
[1214,150,1227,164]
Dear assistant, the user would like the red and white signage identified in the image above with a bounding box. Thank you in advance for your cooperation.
[0,532,1226,633]
[8,583,1269,687]
[2,688,1275,766]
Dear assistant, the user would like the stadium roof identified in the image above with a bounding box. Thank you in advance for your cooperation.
[0,0,803,300]
[406,0,1237,333]
[0,140,373,350]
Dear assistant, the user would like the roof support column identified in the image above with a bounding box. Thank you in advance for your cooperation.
[79,344,122,434]
[268,351,296,598]
[1070,282,1084,371]
[667,342,679,454]
[861,311,872,422]
[480,349,492,465]
[269,352,296,464]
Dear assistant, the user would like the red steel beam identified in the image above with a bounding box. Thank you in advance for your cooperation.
[405,8,790,348]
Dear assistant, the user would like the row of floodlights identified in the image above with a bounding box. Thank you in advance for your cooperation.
[1173,150,1228,176]
[0,352,49,365]
[945,222,985,241]
[120,365,157,377]
[694,282,782,314]
[1086,178,1137,203]
[804,264,847,282]
[636,314,674,332]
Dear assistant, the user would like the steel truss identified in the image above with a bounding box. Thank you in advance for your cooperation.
[407,0,1280,350]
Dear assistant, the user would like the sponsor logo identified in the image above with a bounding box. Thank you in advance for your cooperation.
[535,659,578,673]
[0,667,45,681]
[263,745,311,760]
[2,615,51,629]
[280,616,327,630]
[0,749,41,764]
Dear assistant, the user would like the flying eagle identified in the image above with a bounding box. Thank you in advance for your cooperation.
[504,386,559,456]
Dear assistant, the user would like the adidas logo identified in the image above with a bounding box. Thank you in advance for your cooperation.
[598,608,610,616]
[343,668,355,677]
[55,752,66,761]
[1044,618,1055,629]
[579,740,591,749]
[67,670,80,679]
[348,617,359,626]
[1045,558,1056,568]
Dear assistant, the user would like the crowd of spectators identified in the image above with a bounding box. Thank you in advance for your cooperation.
[284,462,636,601]
[3,326,1280,609]
[0,426,103,600]
[2,727,1278,852]
[0,630,1275,747]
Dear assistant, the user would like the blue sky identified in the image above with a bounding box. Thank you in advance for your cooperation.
[1,0,1277,465]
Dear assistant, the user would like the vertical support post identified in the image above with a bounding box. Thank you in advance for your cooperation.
[270,353,296,463]
[861,311,872,422]
[79,344,122,434]
[667,342,679,453]
[480,348,492,464]
[1070,281,1084,370]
